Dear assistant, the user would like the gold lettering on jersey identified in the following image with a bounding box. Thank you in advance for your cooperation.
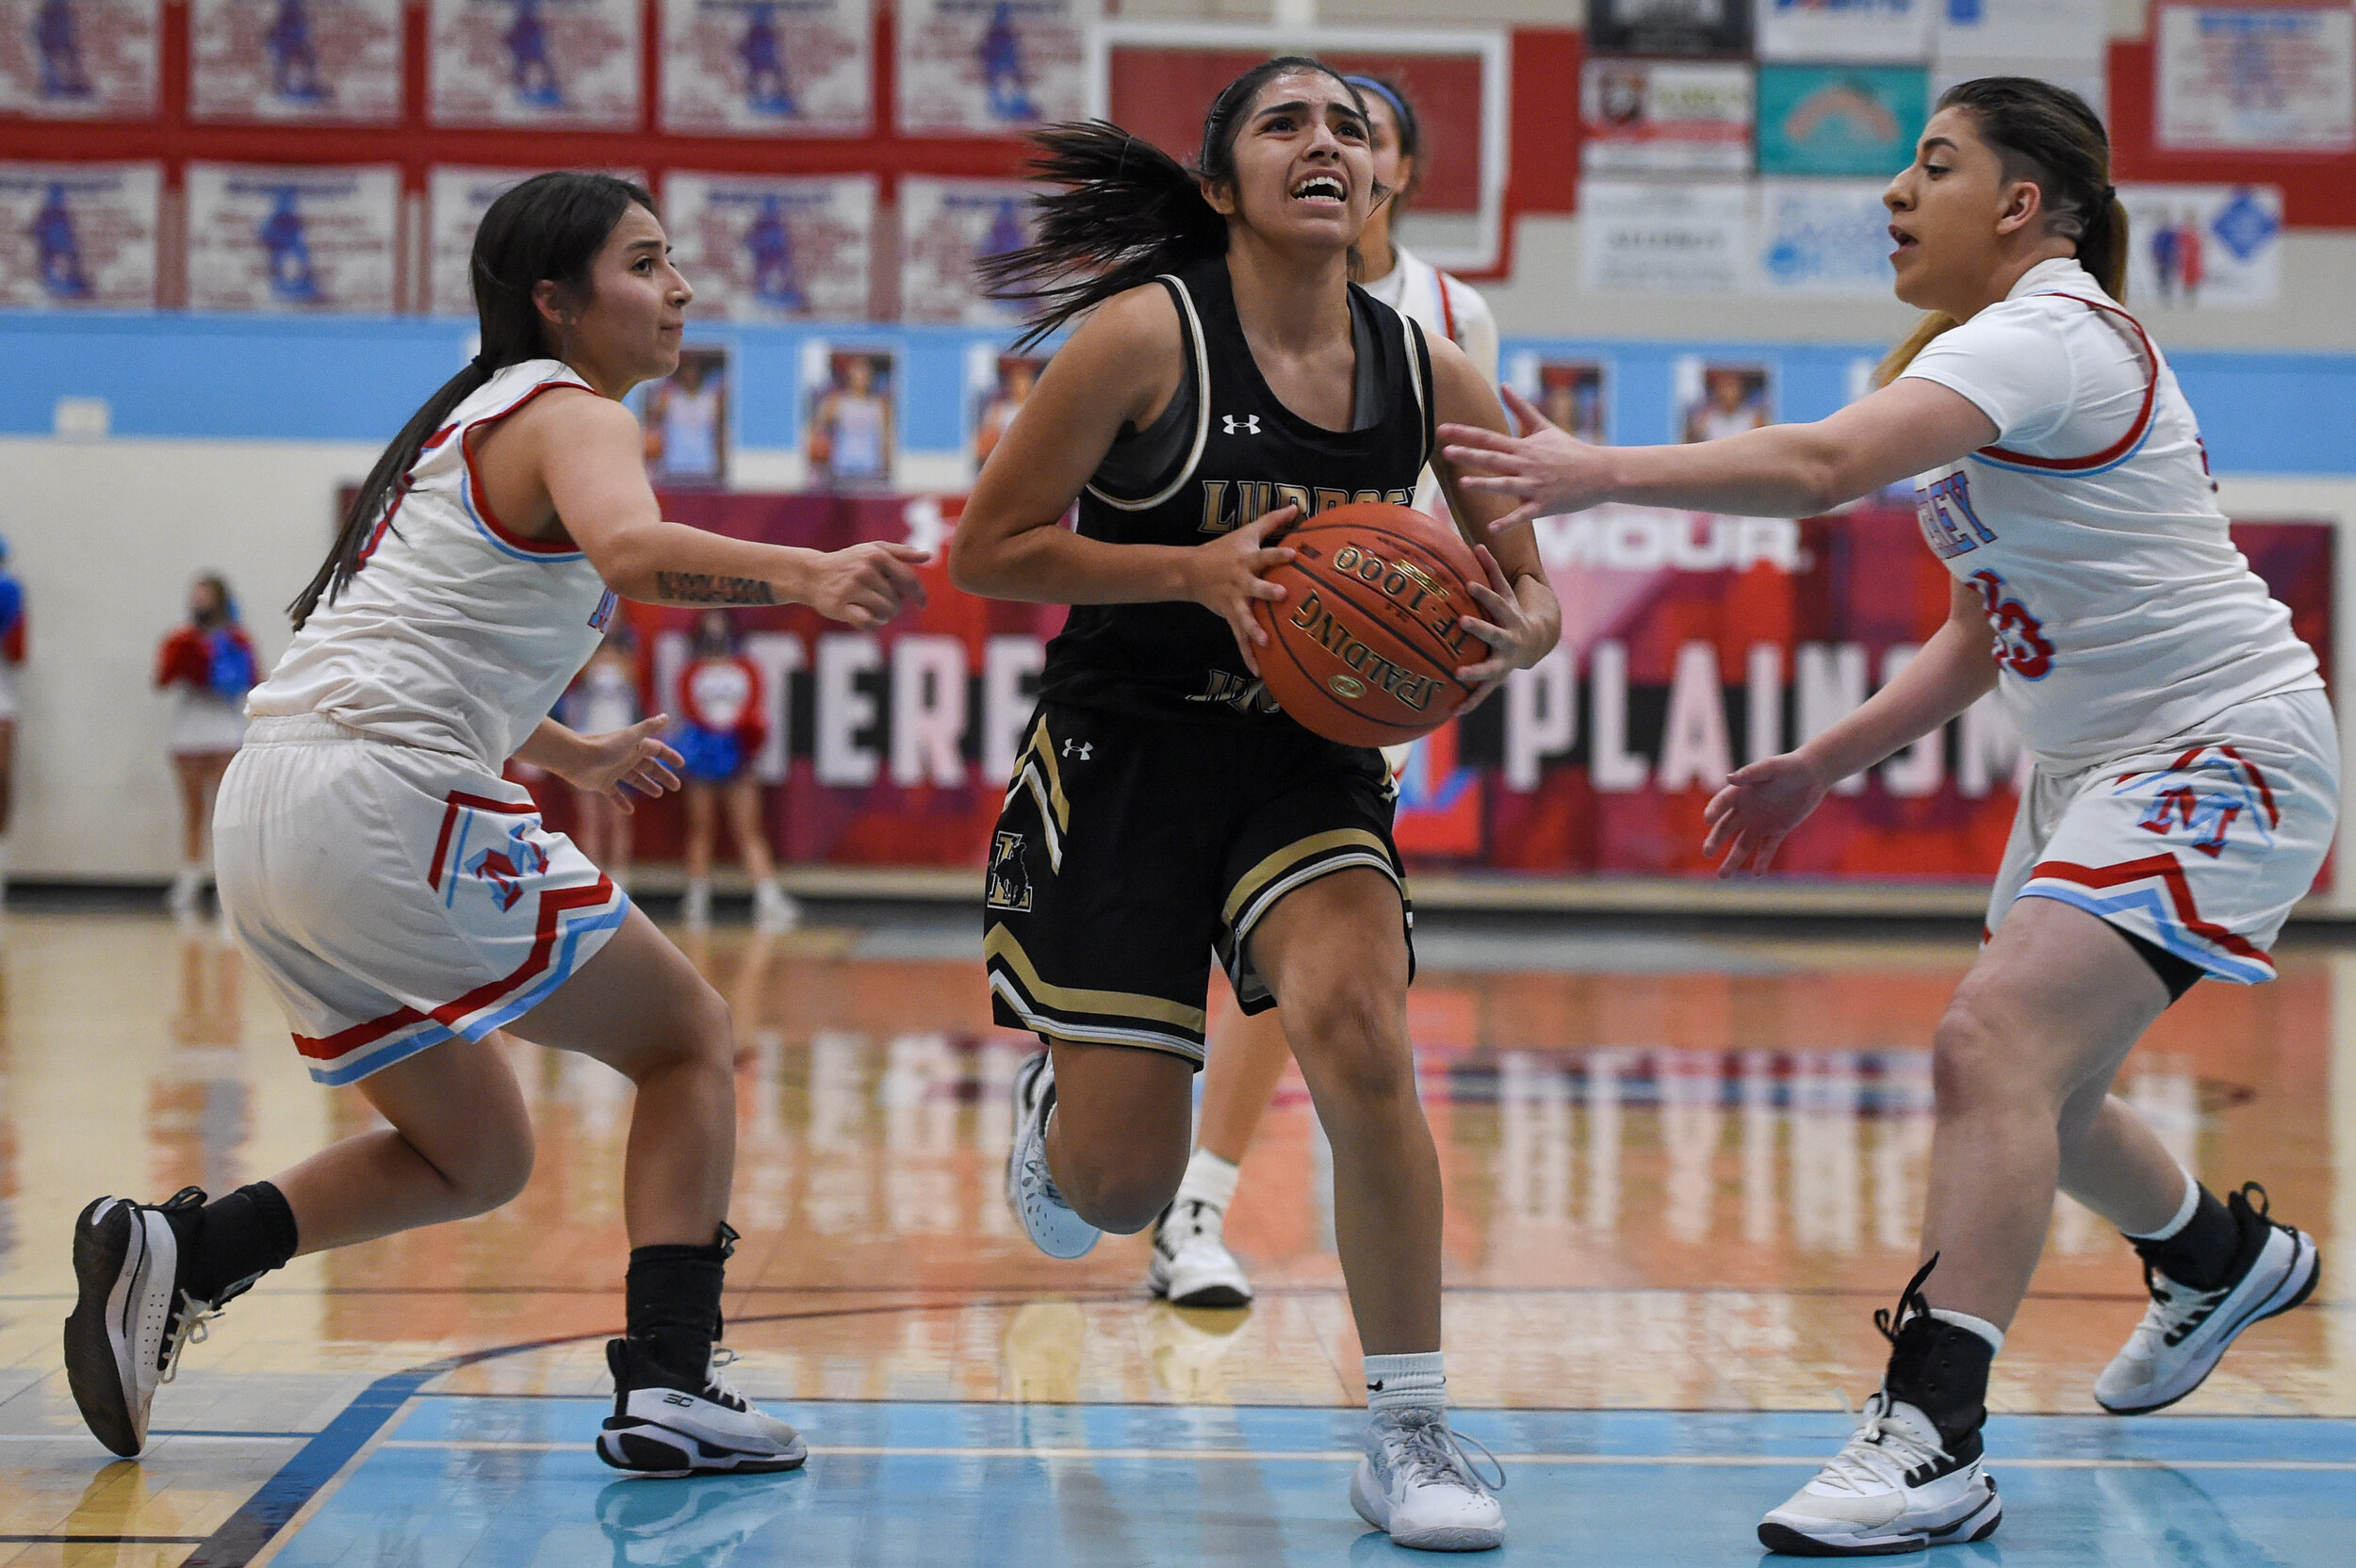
[1188,669,1283,714]
[1285,588,1445,712]
[1197,482,1416,534]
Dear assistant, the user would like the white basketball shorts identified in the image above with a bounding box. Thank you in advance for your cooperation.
[215,715,630,1086]
[1988,688,2337,985]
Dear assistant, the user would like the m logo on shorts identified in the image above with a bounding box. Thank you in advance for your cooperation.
[466,824,548,913]
[986,831,1034,913]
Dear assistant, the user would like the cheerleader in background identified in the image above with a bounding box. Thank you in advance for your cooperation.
[0,536,23,910]
[675,610,795,933]
[154,575,257,917]
[561,623,645,890]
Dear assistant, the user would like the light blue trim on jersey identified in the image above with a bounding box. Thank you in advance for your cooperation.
[452,443,589,564]
[2014,883,2275,986]
[1966,417,2158,480]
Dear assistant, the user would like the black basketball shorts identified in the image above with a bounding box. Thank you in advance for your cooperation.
[983,703,1415,1065]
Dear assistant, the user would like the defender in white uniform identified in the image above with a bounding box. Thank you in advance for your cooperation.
[63,173,927,1482]
[1440,79,2327,1557]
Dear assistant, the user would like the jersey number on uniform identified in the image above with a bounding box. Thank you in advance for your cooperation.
[1969,569,2054,680]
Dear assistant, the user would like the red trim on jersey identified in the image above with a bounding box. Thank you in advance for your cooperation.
[426,790,537,893]
[292,874,618,1063]
[2216,745,2281,827]
[1975,295,2160,472]
[2027,853,2272,966]
[463,379,594,556]
[1435,270,1460,344]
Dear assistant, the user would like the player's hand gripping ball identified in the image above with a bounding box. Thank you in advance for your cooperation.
[1249,502,1484,747]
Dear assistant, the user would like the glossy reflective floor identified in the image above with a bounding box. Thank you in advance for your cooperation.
[0,907,2349,1565]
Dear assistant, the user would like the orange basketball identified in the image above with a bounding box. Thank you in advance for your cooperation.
[1251,502,1486,748]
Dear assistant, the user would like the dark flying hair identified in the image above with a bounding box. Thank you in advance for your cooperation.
[290,171,658,629]
[979,56,1370,351]
[1344,74,1424,207]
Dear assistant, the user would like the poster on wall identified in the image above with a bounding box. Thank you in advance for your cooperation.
[1755,0,1931,63]
[1676,357,1772,443]
[900,176,1033,325]
[427,165,647,314]
[965,343,1047,477]
[664,171,874,321]
[660,0,871,136]
[1581,59,1754,176]
[640,344,731,487]
[0,161,158,308]
[1757,179,1896,298]
[185,161,400,313]
[0,0,157,117]
[896,0,1089,138]
[2157,5,2355,153]
[429,0,642,128]
[1581,181,1751,296]
[802,341,896,488]
[2119,184,2283,310]
[1588,0,1750,58]
[1507,352,1610,446]
[190,0,403,122]
[1757,63,1927,178]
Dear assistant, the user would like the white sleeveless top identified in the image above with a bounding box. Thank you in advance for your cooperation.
[1363,244,1497,519]
[249,359,617,770]
[1899,258,2321,772]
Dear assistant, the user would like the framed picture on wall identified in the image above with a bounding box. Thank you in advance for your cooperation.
[661,0,873,136]
[190,0,404,123]
[639,344,732,489]
[0,161,161,309]
[1509,353,1609,447]
[0,0,159,118]
[966,345,1048,478]
[1676,357,1772,445]
[429,0,642,128]
[802,342,896,490]
[897,0,1092,137]
[664,171,875,322]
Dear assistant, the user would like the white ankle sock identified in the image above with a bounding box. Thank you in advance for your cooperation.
[1365,1350,1446,1413]
[1175,1149,1240,1213]
[1929,1307,2005,1355]
[2122,1168,2201,1242]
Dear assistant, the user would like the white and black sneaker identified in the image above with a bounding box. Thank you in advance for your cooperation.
[1148,1199,1252,1308]
[64,1188,253,1458]
[597,1337,808,1478]
[1350,1405,1507,1552]
[1759,1391,2001,1557]
[2096,1183,2321,1415]
[1005,1051,1099,1260]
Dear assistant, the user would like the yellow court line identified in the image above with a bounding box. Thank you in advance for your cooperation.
[369,1440,2356,1471]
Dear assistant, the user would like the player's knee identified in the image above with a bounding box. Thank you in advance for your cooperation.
[1931,989,2046,1117]
[436,1119,534,1215]
[1060,1153,1183,1235]
[1284,981,1411,1107]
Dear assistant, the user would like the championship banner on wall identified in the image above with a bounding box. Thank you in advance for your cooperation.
[0,0,157,118]
[663,171,874,321]
[430,0,641,128]
[0,160,158,309]
[185,162,400,313]
[896,0,1089,137]
[899,176,1033,325]
[660,0,871,136]
[560,497,2332,886]
[2158,4,2356,153]
[427,164,647,315]
[190,0,403,122]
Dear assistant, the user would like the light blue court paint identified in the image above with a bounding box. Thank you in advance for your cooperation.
[259,1398,2356,1567]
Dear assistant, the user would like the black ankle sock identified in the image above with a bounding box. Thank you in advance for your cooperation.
[169,1183,300,1304]
[1883,1315,1994,1456]
[2131,1184,2239,1291]
[625,1223,736,1384]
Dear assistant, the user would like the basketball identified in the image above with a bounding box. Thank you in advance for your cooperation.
[1251,502,1486,747]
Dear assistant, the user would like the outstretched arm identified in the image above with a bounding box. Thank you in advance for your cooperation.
[1423,335,1561,702]
[1440,376,1999,527]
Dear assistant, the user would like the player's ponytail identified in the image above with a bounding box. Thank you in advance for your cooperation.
[983,56,1369,350]
[1877,76,2128,387]
[290,171,657,629]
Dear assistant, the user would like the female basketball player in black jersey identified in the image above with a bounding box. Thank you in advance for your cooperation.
[952,59,1560,1552]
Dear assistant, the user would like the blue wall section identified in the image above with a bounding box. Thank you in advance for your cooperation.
[5,311,2352,475]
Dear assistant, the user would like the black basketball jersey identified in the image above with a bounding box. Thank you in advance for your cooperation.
[1036,252,1437,724]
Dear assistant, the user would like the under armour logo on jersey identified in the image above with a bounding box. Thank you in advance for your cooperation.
[1222,414,1261,435]
[1061,740,1092,760]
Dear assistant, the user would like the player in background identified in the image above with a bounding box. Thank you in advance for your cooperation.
[154,575,257,919]
[1440,80,2328,1556]
[674,609,795,933]
[558,622,644,890]
[957,61,1559,1551]
[0,537,22,910]
[1146,72,1501,1312]
[64,172,927,1477]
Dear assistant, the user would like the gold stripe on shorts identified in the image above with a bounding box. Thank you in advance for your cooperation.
[1221,828,1398,931]
[983,923,1209,1034]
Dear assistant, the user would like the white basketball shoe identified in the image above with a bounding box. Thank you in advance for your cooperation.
[1758,1392,2001,1556]
[64,1188,254,1457]
[597,1337,807,1477]
[1148,1198,1252,1308]
[2096,1184,2320,1415]
[752,881,800,935]
[1005,1051,1100,1260]
[1350,1405,1506,1552]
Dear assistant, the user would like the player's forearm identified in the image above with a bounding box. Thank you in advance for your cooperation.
[595,521,822,608]
[514,716,590,774]
[1794,618,1997,784]
[1513,572,1563,664]
[1605,423,1857,518]
[950,517,1196,606]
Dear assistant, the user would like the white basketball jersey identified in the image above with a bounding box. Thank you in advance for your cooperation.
[250,359,618,770]
[1900,258,2320,772]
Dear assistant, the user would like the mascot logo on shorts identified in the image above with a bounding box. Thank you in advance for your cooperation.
[467,824,549,913]
[986,831,1034,913]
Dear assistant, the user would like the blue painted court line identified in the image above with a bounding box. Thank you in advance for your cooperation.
[256,1399,2356,1567]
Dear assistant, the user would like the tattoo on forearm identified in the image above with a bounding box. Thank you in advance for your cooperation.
[655,572,777,605]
